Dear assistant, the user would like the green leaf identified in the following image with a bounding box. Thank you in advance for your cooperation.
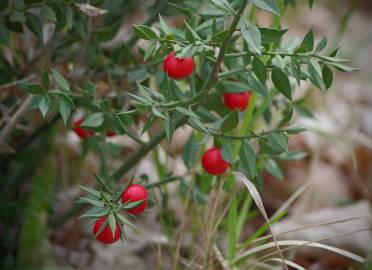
[188,117,209,134]
[267,132,288,153]
[315,36,327,52]
[240,19,261,55]
[209,0,236,14]
[0,24,10,47]
[51,68,70,91]
[159,14,171,35]
[25,12,43,41]
[81,113,104,128]
[294,102,314,118]
[259,28,288,44]
[168,3,192,17]
[221,142,234,163]
[176,106,200,119]
[123,199,145,209]
[291,57,302,86]
[78,185,102,198]
[176,44,196,58]
[246,73,268,97]
[108,213,116,238]
[79,207,109,219]
[133,25,158,40]
[222,81,251,93]
[93,217,108,238]
[279,151,308,161]
[116,213,137,230]
[163,111,177,142]
[78,196,104,207]
[221,110,239,132]
[271,55,286,70]
[251,0,280,16]
[17,82,43,94]
[279,107,293,127]
[59,99,71,125]
[40,5,57,22]
[271,68,292,99]
[65,6,73,29]
[182,134,198,169]
[211,29,230,43]
[42,69,50,89]
[301,29,314,52]
[322,65,333,90]
[240,141,256,178]
[185,21,200,43]
[38,95,51,117]
[252,57,267,84]
[152,107,168,120]
[308,58,325,91]
[326,62,358,72]
[265,158,284,180]
[144,42,156,62]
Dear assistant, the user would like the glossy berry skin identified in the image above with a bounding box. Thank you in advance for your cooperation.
[163,52,194,79]
[93,216,120,244]
[73,118,94,139]
[202,147,229,175]
[121,184,148,214]
[223,91,252,111]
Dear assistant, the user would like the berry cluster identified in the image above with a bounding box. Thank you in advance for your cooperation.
[92,184,148,244]
[86,53,253,244]
[163,52,252,176]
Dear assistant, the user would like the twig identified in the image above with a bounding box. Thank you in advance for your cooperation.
[0,75,36,91]
[0,96,33,142]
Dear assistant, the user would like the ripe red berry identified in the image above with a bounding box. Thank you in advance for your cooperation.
[106,130,117,137]
[223,91,252,111]
[73,118,94,139]
[121,184,148,214]
[201,147,229,175]
[92,216,120,244]
[163,52,194,79]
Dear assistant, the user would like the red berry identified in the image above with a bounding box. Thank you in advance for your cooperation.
[73,118,94,139]
[106,130,117,137]
[201,147,229,175]
[163,52,195,79]
[92,216,120,244]
[121,184,148,214]
[223,91,252,111]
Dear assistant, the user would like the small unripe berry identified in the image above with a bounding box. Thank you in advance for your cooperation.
[201,147,229,175]
[163,52,195,79]
[93,216,120,244]
[121,184,148,214]
[223,91,252,111]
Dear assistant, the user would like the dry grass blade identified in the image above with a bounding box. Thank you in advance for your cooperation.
[235,229,368,265]
[232,171,288,270]
[213,245,232,270]
[254,228,369,263]
[271,183,308,220]
[250,215,372,245]
[266,258,306,270]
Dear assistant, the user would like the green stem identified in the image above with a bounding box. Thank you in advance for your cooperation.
[225,50,346,63]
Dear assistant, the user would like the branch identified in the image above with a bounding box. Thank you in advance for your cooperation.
[49,0,250,228]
